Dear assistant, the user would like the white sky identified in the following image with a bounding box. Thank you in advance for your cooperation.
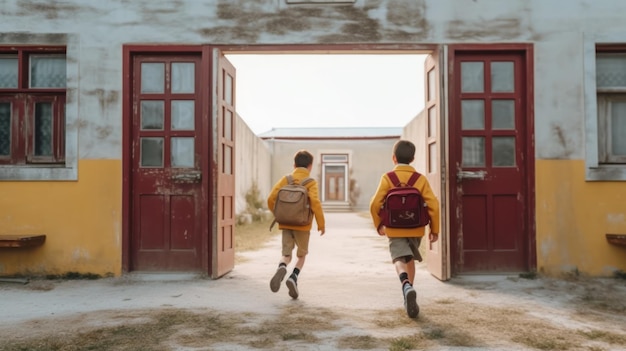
[225,54,428,135]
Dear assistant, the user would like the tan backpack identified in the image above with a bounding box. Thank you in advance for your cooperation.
[270,175,314,230]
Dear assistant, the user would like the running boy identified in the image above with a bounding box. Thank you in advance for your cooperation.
[369,140,440,318]
[267,149,326,299]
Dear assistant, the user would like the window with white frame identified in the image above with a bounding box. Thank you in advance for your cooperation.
[0,47,66,165]
[596,52,626,164]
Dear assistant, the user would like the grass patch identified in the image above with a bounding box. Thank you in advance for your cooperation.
[235,216,278,254]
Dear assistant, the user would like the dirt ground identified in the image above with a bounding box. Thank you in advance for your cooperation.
[1,212,625,351]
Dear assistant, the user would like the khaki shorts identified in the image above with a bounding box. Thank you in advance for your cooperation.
[389,237,423,263]
[282,229,310,257]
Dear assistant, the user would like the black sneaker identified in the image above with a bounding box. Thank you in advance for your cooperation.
[403,283,419,318]
[286,277,299,299]
[270,266,287,292]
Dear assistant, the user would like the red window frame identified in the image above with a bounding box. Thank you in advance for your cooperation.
[0,46,66,165]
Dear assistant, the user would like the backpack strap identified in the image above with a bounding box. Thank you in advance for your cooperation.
[407,172,420,186]
[386,171,420,186]
[286,174,294,185]
[386,172,401,186]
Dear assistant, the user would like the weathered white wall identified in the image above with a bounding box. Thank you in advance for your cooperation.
[235,115,272,215]
[2,0,626,163]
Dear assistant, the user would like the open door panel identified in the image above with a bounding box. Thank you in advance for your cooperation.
[425,47,451,281]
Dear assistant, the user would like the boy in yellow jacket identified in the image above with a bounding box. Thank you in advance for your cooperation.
[369,140,440,318]
[267,150,326,299]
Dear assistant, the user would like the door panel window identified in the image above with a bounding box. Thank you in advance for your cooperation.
[171,137,194,168]
[461,100,485,130]
[492,136,516,167]
[141,101,164,130]
[491,61,514,92]
[461,62,484,93]
[462,137,485,167]
[141,63,165,93]
[171,62,195,93]
[171,100,195,130]
[492,100,515,129]
[140,137,164,167]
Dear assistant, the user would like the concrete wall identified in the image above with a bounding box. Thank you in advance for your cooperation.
[235,115,273,216]
[0,0,625,277]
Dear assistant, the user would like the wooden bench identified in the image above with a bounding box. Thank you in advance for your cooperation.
[0,235,46,248]
[606,234,626,247]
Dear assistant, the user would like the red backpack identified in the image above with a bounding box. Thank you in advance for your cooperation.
[378,171,430,229]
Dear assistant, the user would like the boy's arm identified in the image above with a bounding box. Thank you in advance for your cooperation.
[266,177,285,213]
[369,175,389,232]
[419,178,441,235]
[308,180,325,234]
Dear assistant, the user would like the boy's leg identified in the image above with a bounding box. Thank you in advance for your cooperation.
[286,231,310,299]
[389,238,420,318]
[270,230,295,292]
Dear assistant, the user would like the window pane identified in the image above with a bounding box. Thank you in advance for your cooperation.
[462,137,485,167]
[171,137,194,168]
[610,101,626,155]
[140,137,164,167]
[491,61,514,92]
[30,55,66,88]
[224,109,233,140]
[34,103,53,156]
[596,54,626,88]
[462,100,485,130]
[141,101,164,130]
[461,62,484,93]
[141,63,165,93]
[0,57,18,88]
[493,137,516,167]
[171,100,194,130]
[171,62,195,93]
[0,102,10,155]
[492,100,515,130]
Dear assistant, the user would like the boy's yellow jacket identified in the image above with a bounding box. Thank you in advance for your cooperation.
[267,167,325,232]
[369,164,440,238]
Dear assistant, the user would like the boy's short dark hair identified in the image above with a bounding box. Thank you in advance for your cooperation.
[294,150,314,168]
[393,140,415,164]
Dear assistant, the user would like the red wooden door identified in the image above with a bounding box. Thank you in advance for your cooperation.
[449,48,531,273]
[130,55,204,271]
[211,49,236,278]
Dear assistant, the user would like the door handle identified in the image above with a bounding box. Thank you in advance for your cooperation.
[172,171,202,182]
[457,169,486,181]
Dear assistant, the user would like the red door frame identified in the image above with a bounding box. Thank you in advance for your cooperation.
[121,43,446,276]
[122,45,212,273]
[447,44,536,274]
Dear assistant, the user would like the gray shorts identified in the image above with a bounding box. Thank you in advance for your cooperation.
[389,237,423,263]
[282,229,310,257]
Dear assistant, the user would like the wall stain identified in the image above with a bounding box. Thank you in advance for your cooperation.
[447,18,522,41]
[551,123,574,159]
[85,89,119,114]
[18,1,85,20]
[199,1,428,43]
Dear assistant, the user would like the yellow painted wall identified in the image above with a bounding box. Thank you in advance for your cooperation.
[536,160,626,276]
[0,160,122,277]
